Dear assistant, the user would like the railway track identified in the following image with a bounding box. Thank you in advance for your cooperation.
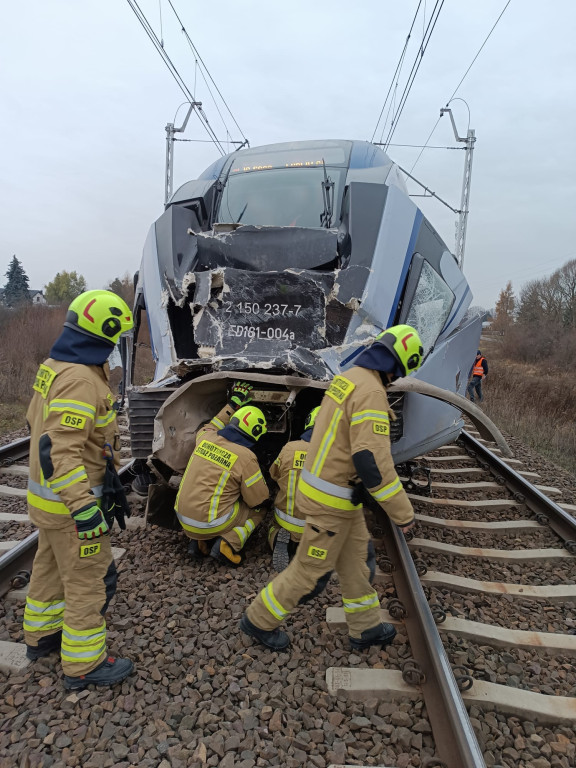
[1,424,575,767]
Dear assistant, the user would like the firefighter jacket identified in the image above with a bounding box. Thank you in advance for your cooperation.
[297,366,414,526]
[472,356,488,377]
[270,432,311,534]
[175,405,269,536]
[26,359,120,529]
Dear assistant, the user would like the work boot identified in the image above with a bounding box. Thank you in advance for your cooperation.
[349,622,397,650]
[210,538,242,567]
[272,527,291,573]
[131,471,155,497]
[63,656,134,691]
[239,614,290,650]
[187,539,211,559]
[26,630,62,660]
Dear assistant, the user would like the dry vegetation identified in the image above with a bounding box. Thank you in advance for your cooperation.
[0,304,155,434]
[481,333,576,476]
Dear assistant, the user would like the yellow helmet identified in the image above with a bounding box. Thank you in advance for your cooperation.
[65,290,133,346]
[376,324,423,376]
[304,406,321,431]
[231,405,267,441]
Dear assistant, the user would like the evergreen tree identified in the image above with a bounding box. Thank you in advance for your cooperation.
[3,255,31,306]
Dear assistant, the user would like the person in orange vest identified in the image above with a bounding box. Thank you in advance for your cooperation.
[467,350,488,403]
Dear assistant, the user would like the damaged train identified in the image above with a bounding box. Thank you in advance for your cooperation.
[126,139,496,526]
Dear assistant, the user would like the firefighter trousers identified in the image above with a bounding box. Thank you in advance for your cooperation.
[182,500,264,553]
[23,526,117,676]
[247,508,381,639]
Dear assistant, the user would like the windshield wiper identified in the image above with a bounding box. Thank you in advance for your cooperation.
[320,158,334,229]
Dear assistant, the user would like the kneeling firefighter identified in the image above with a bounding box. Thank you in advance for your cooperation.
[24,290,134,690]
[175,383,270,566]
[241,325,422,651]
[268,406,320,572]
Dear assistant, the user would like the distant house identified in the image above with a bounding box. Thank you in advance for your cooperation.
[0,288,47,306]
[29,290,46,305]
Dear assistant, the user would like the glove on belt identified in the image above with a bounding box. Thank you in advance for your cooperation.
[102,447,131,531]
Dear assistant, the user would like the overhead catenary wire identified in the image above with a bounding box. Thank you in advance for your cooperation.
[410,0,513,173]
[371,0,424,143]
[381,0,446,151]
[165,0,249,146]
[124,0,226,155]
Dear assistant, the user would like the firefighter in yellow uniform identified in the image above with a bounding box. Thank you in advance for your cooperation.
[23,290,134,690]
[175,383,270,566]
[241,325,423,651]
[268,406,320,572]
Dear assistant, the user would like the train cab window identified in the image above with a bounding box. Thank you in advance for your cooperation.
[217,167,346,228]
[403,259,454,356]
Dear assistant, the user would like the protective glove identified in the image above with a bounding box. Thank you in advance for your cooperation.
[72,504,109,540]
[229,381,253,410]
[351,482,368,507]
[102,454,131,531]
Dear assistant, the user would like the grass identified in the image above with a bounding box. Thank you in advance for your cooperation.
[481,341,576,476]
[0,401,28,435]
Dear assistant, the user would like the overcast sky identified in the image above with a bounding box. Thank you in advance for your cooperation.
[1,1,575,310]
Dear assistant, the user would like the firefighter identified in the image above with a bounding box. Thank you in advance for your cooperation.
[175,383,270,566]
[240,324,423,651]
[467,350,488,403]
[268,406,321,571]
[23,290,134,690]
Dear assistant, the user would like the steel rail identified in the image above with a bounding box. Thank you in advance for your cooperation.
[381,514,485,768]
[0,436,31,465]
[460,431,576,544]
[0,459,135,598]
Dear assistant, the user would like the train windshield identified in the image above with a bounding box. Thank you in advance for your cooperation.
[217,167,347,228]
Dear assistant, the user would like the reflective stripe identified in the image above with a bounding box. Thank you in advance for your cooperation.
[310,408,343,476]
[261,582,289,622]
[23,597,65,632]
[28,479,104,515]
[176,500,240,535]
[372,477,403,502]
[49,466,88,492]
[95,410,116,428]
[350,410,389,426]
[208,470,230,522]
[286,469,298,517]
[232,518,256,547]
[244,470,263,488]
[47,399,96,419]
[299,475,361,512]
[61,622,106,663]
[300,469,354,500]
[25,597,65,613]
[27,489,69,515]
[211,417,225,429]
[343,591,380,614]
[274,506,305,535]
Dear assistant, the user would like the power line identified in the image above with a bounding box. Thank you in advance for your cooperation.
[382,0,446,151]
[371,0,423,143]
[165,0,249,146]
[410,0,513,172]
[125,0,226,154]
